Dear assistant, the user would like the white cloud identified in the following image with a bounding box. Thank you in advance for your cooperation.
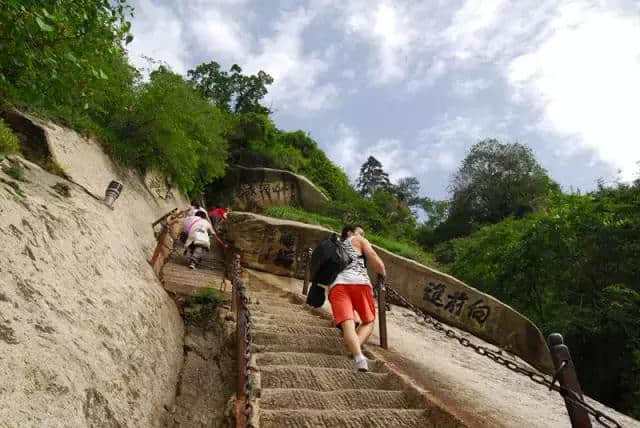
[128,0,189,73]
[406,58,447,92]
[190,8,250,61]
[452,78,491,97]
[243,8,338,113]
[327,124,362,181]
[130,1,338,113]
[341,0,430,84]
[507,2,640,180]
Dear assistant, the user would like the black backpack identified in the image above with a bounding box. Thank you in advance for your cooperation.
[306,234,353,307]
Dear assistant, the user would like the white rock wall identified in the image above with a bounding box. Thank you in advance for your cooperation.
[0,115,188,427]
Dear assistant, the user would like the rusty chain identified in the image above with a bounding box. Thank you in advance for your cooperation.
[385,285,622,428]
[233,255,255,428]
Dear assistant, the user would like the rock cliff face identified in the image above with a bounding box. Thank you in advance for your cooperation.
[206,166,328,213]
[226,212,553,374]
[0,114,187,426]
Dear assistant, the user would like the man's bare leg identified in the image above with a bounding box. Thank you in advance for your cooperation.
[341,319,369,372]
[340,320,361,356]
[356,321,374,346]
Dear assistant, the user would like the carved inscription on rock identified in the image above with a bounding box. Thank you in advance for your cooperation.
[423,281,491,326]
[234,180,297,211]
[258,227,298,272]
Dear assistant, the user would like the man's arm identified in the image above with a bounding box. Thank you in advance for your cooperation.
[356,237,386,277]
[207,223,228,248]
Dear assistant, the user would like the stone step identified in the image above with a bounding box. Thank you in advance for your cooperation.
[259,366,401,392]
[259,409,429,428]
[249,310,329,325]
[256,352,383,373]
[260,389,412,410]
[252,314,333,329]
[249,303,312,316]
[250,294,302,304]
[253,324,341,337]
[252,333,346,355]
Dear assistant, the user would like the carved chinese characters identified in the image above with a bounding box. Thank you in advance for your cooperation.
[424,281,491,326]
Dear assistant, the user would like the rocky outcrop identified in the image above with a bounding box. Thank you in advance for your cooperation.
[0,115,187,426]
[226,212,553,374]
[2,109,187,207]
[206,166,328,213]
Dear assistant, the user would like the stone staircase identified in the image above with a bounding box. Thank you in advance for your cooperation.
[246,280,464,428]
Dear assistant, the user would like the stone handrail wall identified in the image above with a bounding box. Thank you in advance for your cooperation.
[226,211,554,374]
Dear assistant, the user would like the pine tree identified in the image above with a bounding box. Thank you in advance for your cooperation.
[357,156,391,197]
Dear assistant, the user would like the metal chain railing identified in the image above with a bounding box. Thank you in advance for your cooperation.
[232,254,255,428]
[385,285,622,428]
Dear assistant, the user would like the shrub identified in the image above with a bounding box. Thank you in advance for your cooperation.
[0,118,19,156]
[110,67,229,194]
[183,287,225,325]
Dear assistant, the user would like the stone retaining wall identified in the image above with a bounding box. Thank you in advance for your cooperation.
[226,211,553,374]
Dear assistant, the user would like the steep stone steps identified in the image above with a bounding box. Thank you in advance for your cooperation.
[256,352,383,372]
[252,313,334,328]
[249,302,314,316]
[252,332,346,355]
[260,366,402,391]
[259,409,429,428]
[253,324,341,337]
[260,389,413,410]
[245,279,461,428]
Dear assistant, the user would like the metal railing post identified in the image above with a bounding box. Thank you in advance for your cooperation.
[302,247,312,295]
[548,333,592,428]
[376,274,388,350]
[235,281,247,428]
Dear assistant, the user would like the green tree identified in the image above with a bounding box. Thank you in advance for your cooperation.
[0,0,135,120]
[357,156,391,197]
[441,184,640,417]
[450,139,558,223]
[188,61,273,114]
[416,198,450,247]
[393,176,421,206]
[432,139,558,243]
[110,67,228,194]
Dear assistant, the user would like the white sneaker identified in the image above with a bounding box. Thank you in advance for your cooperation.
[355,356,369,372]
[189,262,196,269]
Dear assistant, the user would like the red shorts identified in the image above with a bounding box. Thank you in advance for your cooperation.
[328,284,376,326]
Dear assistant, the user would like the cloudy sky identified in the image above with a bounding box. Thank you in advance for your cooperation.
[127,0,640,199]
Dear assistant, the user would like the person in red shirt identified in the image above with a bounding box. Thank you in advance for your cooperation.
[208,207,228,221]
[208,208,231,232]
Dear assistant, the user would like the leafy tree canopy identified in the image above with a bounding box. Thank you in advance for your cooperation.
[427,139,559,244]
[188,61,273,115]
[393,176,421,207]
[357,156,391,197]
[0,0,135,118]
[110,67,228,194]
[439,184,640,418]
[450,139,559,224]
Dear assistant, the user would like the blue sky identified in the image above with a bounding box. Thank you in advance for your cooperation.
[128,0,640,200]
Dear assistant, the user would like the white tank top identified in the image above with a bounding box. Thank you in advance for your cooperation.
[329,236,372,288]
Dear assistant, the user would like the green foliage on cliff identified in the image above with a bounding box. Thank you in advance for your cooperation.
[0,119,20,157]
[266,206,437,268]
[438,185,640,418]
[108,67,228,194]
[0,0,136,126]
